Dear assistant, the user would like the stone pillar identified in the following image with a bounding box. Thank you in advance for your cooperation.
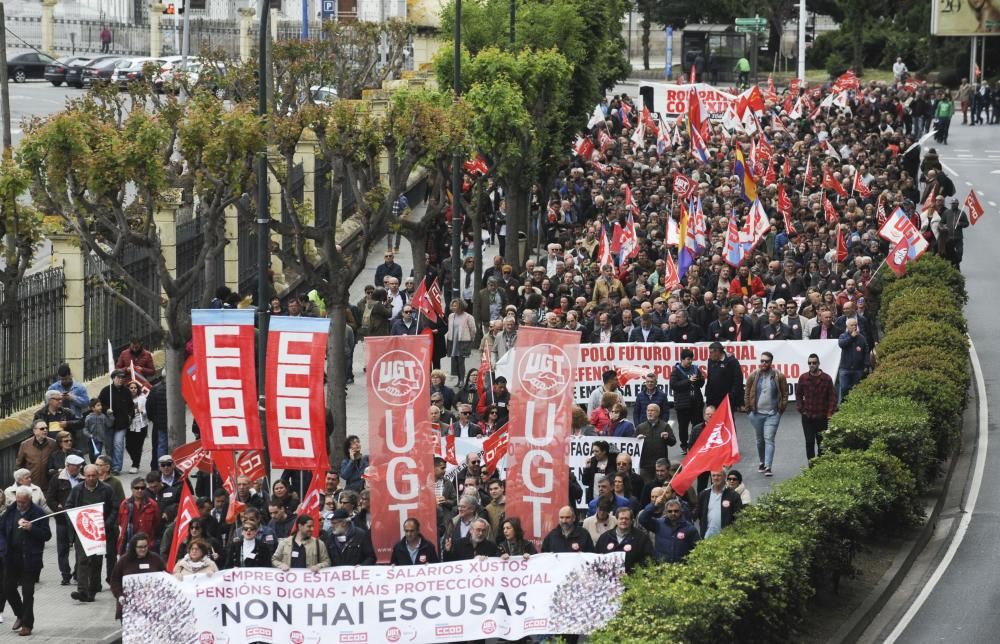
[238,8,256,62]
[41,0,58,56]
[154,189,183,329]
[149,4,165,57]
[224,204,239,290]
[49,233,85,380]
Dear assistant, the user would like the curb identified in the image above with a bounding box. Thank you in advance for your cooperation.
[828,366,976,644]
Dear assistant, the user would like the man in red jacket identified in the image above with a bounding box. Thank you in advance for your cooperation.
[117,477,161,553]
[115,337,155,381]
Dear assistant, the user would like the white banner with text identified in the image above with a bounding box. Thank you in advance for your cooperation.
[122,553,626,644]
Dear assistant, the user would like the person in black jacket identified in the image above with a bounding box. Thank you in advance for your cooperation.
[390,518,439,565]
[704,342,744,410]
[594,507,654,572]
[541,506,594,553]
[444,518,498,560]
[0,488,52,636]
[669,349,705,453]
[145,380,169,471]
[222,521,273,568]
[67,464,117,602]
[33,391,84,442]
[697,470,743,539]
[323,510,376,566]
[99,370,135,475]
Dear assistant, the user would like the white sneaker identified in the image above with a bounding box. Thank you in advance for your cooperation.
[128,467,138,474]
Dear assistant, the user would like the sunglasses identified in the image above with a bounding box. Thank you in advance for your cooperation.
[760,359,772,364]
[808,361,819,365]
[727,477,739,481]
[61,439,73,443]
[133,486,147,490]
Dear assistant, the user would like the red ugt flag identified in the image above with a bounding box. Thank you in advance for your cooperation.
[886,238,912,277]
[965,189,985,225]
[167,484,199,571]
[669,396,741,495]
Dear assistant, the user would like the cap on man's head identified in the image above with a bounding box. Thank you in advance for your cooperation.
[158,455,174,465]
[66,455,86,466]
[112,369,128,378]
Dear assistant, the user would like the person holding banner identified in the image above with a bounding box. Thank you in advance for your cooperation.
[323,509,376,566]
[595,507,654,572]
[110,533,164,620]
[639,497,699,563]
[272,516,330,571]
[221,521,273,568]
[173,539,218,580]
[390,518,438,565]
[67,464,116,603]
[0,487,51,636]
[444,517,498,561]
[497,517,538,560]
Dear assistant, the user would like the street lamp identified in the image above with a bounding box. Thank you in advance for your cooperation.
[256,0,274,476]
[450,0,462,305]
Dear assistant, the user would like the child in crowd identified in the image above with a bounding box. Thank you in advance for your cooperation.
[83,396,114,462]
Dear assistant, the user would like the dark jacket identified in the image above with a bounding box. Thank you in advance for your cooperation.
[324,525,377,566]
[696,487,744,537]
[667,324,703,343]
[633,386,670,426]
[99,383,134,432]
[627,325,665,343]
[541,525,594,553]
[705,354,744,408]
[589,326,627,344]
[594,527,655,571]
[0,501,52,572]
[223,536,274,569]
[669,362,705,410]
[67,479,118,533]
[638,504,699,563]
[838,330,870,372]
[635,419,676,471]
[145,381,168,435]
[33,406,83,437]
[446,536,499,560]
[110,552,166,619]
[390,536,439,565]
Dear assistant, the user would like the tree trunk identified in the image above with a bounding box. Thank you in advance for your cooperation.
[641,14,651,71]
[326,296,347,464]
[164,343,187,449]
[505,173,528,269]
[470,186,484,338]
[411,227,428,281]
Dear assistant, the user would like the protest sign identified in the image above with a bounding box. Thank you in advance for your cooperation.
[123,553,627,644]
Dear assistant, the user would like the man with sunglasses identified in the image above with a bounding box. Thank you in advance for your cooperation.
[796,354,837,461]
[744,352,788,477]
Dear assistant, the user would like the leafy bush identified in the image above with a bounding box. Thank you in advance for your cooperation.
[879,347,969,399]
[825,52,849,80]
[876,320,969,363]
[882,286,966,333]
[882,254,967,307]
[825,395,936,491]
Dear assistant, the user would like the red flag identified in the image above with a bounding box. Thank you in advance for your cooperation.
[766,75,778,102]
[365,335,438,563]
[672,173,697,200]
[886,238,911,277]
[662,252,681,291]
[822,167,848,197]
[610,221,624,254]
[778,184,795,235]
[410,278,436,323]
[689,65,696,84]
[293,470,326,533]
[505,328,577,549]
[482,425,509,475]
[172,440,213,476]
[836,225,849,262]
[764,156,776,186]
[782,157,792,178]
[236,450,267,482]
[598,129,614,151]
[265,316,330,470]
[598,226,613,267]
[166,484,199,571]
[823,194,839,225]
[190,310,263,450]
[574,136,594,160]
[669,397,741,495]
[462,155,488,176]
[876,194,888,226]
[965,189,985,225]
[852,171,872,198]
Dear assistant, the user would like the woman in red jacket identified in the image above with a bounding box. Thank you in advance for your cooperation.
[117,478,161,553]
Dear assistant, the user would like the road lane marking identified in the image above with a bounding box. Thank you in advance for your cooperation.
[941,163,958,177]
[989,202,997,207]
[966,181,974,186]
[884,338,988,643]
[978,191,985,196]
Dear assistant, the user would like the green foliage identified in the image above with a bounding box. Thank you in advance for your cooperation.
[876,320,969,364]
[825,395,936,492]
[879,347,969,396]
[882,253,967,308]
[882,286,965,333]
[825,52,849,79]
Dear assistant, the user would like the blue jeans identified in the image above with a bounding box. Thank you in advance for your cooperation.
[111,429,126,472]
[149,426,168,471]
[749,411,781,469]
[838,369,863,404]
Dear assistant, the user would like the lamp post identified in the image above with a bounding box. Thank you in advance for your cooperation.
[256,0,273,477]
[450,0,462,306]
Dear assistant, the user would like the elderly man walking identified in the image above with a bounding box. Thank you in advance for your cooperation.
[0,486,52,636]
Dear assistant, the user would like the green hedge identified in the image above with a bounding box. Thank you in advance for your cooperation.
[882,286,966,333]
[825,395,936,492]
[593,252,968,643]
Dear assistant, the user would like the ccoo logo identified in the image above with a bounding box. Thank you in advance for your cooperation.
[74,507,106,542]
[516,344,571,400]
[371,350,425,406]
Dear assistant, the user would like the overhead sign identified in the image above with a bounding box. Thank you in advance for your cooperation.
[321,0,336,19]
[639,82,737,119]
[931,0,1000,35]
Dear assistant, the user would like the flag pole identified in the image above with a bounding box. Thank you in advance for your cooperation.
[869,257,889,280]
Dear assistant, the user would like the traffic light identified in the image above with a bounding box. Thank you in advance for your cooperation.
[163,3,175,14]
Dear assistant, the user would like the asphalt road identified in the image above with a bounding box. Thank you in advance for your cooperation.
[868,121,1000,642]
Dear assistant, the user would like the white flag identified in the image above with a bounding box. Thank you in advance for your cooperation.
[67,503,107,556]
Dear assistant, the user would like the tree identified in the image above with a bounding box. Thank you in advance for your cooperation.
[18,84,261,448]
[435,46,573,270]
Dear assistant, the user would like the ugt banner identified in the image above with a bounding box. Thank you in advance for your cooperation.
[265,316,331,469]
[505,328,579,549]
[191,309,263,450]
[66,503,106,556]
[365,335,438,563]
[122,553,627,644]
[496,339,841,405]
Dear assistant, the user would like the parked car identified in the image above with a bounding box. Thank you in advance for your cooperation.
[7,52,58,82]
[154,58,228,98]
[82,57,132,87]
[66,55,116,88]
[44,56,92,86]
[111,58,163,89]
[310,85,338,106]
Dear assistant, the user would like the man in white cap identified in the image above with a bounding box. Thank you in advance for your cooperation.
[45,453,85,585]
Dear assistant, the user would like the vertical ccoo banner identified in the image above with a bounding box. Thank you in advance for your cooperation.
[265,316,331,469]
[365,335,439,562]
[191,309,263,450]
[505,327,578,550]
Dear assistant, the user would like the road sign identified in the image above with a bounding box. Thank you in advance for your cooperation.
[735,25,768,34]
[735,17,768,28]
[321,0,335,19]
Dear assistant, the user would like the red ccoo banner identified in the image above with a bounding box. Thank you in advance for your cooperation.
[191,310,263,450]
[365,335,438,563]
[504,327,578,550]
[265,316,331,469]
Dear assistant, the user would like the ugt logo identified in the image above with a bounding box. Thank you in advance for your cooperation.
[517,344,571,400]
[371,350,425,406]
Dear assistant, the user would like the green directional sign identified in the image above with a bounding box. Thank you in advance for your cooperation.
[735,17,768,27]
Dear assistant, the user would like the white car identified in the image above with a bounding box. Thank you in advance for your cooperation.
[110,57,164,89]
[310,85,338,106]
[155,57,227,98]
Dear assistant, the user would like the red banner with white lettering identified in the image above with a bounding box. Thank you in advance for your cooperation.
[236,450,267,482]
[166,483,199,571]
[264,316,330,469]
[504,327,578,550]
[365,335,438,563]
[191,310,263,450]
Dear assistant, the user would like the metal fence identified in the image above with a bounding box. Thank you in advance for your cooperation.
[83,246,162,381]
[238,217,259,299]
[0,268,66,418]
[176,217,226,313]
